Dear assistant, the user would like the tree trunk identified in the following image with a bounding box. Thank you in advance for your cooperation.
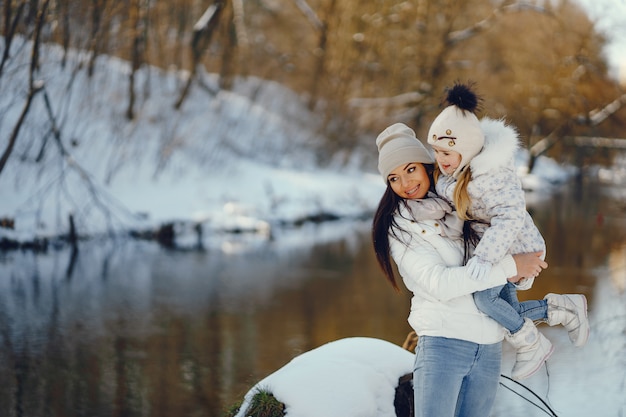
[0,0,48,176]
[0,1,26,77]
[218,1,236,91]
[126,0,147,120]
[88,0,106,77]
[307,0,336,110]
[175,1,224,109]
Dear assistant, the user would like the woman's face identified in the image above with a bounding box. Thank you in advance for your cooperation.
[388,162,430,199]
[432,146,462,175]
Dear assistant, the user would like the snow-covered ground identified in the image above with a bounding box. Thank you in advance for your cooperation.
[1,38,625,417]
[0,37,385,246]
[1,37,573,249]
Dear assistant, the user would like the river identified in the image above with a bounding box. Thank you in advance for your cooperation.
[0,174,625,417]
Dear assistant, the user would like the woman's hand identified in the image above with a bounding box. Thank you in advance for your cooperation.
[508,251,548,283]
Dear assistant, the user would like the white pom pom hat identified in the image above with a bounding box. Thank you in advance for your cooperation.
[427,82,485,178]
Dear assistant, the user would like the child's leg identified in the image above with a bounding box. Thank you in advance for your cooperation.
[475,285,554,380]
[500,282,548,322]
[473,286,525,334]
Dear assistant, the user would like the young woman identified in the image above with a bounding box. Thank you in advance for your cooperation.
[372,122,547,417]
[426,82,589,380]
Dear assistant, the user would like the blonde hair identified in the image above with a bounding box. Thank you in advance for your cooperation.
[434,166,474,221]
[453,168,473,220]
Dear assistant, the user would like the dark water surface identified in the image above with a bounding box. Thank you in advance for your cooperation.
[1,177,625,417]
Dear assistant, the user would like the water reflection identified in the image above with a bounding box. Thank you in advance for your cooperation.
[0,179,625,417]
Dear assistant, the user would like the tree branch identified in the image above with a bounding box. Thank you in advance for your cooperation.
[232,0,249,51]
[348,91,427,109]
[175,1,224,109]
[0,1,26,77]
[447,2,553,46]
[530,91,626,162]
[39,86,140,233]
[0,82,43,175]
[291,0,324,31]
[587,93,626,126]
[0,0,49,176]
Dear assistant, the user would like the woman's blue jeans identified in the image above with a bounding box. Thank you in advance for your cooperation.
[473,282,548,333]
[413,336,502,417]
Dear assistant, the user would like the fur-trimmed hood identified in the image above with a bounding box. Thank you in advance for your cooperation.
[469,118,521,177]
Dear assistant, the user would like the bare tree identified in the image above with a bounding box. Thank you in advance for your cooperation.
[528,92,626,171]
[87,0,108,77]
[0,0,27,76]
[126,0,149,119]
[51,0,71,67]
[290,0,326,109]
[174,1,225,109]
[1,0,622,176]
[0,0,48,175]
[218,0,236,90]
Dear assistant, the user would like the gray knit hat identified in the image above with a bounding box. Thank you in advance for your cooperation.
[376,123,434,183]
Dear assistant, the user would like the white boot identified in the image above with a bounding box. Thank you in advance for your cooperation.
[544,293,589,347]
[505,318,554,380]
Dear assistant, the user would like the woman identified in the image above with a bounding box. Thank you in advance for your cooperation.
[371,122,547,417]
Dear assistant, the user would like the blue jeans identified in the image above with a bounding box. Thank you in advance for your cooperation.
[413,336,502,417]
[473,282,548,333]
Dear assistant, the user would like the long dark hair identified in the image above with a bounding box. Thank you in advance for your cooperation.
[372,163,435,291]
[372,185,404,291]
[462,221,480,265]
[372,163,479,291]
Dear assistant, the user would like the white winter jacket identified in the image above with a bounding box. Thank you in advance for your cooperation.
[435,118,546,284]
[390,204,517,345]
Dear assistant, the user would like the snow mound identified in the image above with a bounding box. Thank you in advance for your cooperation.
[234,337,414,417]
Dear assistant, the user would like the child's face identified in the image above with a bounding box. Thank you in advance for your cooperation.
[388,162,430,199]
[432,146,462,175]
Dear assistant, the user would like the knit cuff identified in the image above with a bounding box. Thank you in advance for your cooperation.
[466,257,493,281]
[498,254,517,279]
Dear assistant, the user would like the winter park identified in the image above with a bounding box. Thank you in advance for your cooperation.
[1,1,626,417]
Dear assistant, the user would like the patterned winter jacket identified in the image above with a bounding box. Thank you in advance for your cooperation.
[435,118,546,283]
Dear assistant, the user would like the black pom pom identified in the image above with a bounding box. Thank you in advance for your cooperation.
[444,82,480,113]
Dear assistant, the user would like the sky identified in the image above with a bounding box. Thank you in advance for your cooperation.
[0,36,625,417]
[576,0,626,82]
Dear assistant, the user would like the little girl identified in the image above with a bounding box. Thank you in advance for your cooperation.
[426,82,589,380]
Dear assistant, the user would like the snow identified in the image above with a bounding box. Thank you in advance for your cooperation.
[233,337,414,417]
[494,267,626,416]
[1,37,625,417]
[0,37,384,246]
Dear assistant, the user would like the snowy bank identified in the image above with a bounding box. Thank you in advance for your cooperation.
[0,37,382,248]
[1,37,576,252]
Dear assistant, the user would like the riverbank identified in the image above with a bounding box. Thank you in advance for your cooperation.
[1,37,578,253]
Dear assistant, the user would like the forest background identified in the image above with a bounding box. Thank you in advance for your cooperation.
[2,0,626,241]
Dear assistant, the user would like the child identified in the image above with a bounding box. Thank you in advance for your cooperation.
[426,82,590,380]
